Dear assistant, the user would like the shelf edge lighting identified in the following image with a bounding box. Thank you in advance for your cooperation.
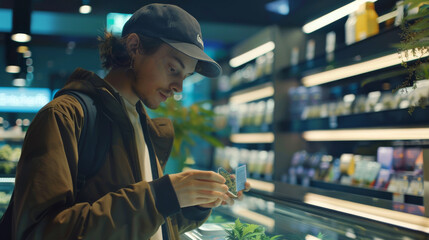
[229,83,274,104]
[247,178,275,193]
[232,206,275,231]
[304,193,429,234]
[302,0,377,34]
[229,41,275,68]
[302,49,429,87]
[230,133,274,144]
[303,128,429,141]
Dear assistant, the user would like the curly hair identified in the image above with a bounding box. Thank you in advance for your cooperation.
[98,31,163,70]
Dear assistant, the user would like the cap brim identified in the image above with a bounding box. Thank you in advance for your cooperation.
[160,37,222,78]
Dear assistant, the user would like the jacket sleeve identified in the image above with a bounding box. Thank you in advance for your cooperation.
[174,206,212,234]
[12,97,172,240]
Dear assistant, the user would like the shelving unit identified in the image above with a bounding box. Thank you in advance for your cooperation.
[271,18,428,218]
[0,130,26,142]
[289,108,429,132]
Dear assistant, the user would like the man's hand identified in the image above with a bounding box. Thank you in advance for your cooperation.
[169,170,228,208]
[201,179,252,208]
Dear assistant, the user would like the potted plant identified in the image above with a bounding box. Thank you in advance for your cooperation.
[224,218,282,240]
[151,97,223,172]
[396,0,429,113]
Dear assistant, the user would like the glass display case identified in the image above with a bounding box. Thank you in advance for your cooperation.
[0,176,14,218]
[182,193,428,240]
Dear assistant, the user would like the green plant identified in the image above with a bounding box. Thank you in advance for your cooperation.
[151,98,223,171]
[224,218,283,240]
[396,0,429,113]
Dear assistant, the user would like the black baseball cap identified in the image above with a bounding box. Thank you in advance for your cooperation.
[122,3,222,78]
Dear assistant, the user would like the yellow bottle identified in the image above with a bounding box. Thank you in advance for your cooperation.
[355,2,379,41]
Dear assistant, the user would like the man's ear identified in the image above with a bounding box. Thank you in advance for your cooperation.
[126,33,140,57]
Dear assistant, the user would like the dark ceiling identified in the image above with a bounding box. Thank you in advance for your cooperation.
[1,0,397,27]
[0,0,398,52]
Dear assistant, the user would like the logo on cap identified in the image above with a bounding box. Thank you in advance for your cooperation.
[197,34,204,48]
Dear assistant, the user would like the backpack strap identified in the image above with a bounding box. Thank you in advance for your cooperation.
[57,91,111,195]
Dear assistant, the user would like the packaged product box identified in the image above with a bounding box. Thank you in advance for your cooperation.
[406,176,424,196]
[355,2,379,41]
[392,147,405,171]
[352,157,366,185]
[374,168,391,189]
[387,174,410,194]
[403,148,422,171]
[327,158,341,182]
[339,153,355,176]
[316,155,333,180]
[363,161,381,186]
[377,147,394,169]
[263,151,274,181]
[264,98,274,126]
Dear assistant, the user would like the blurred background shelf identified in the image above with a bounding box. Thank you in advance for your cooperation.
[287,108,429,132]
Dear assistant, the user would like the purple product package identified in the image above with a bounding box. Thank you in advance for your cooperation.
[377,147,394,170]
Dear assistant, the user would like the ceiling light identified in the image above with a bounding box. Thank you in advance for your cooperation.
[303,128,429,141]
[11,0,32,43]
[12,78,26,87]
[11,33,31,43]
[302,0,377,34]
[23,50,31,58]
[229,83,274,104]
[229,41,275,68]
[5,36,22,73]
[79,5,92,14]
[302,49,429,86]
[5,66,20,73]
[266,0,290,16]
[17,46,28,53]
[230,133,274,143]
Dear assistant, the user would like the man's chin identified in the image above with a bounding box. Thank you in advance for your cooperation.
[142,100,160,110]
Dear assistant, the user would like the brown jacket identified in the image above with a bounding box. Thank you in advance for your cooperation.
[2,68,210,239]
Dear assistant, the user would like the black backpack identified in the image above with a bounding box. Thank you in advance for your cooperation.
[0,90,111,239]
[58,90,112,192]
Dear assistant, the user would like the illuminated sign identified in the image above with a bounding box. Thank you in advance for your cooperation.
[0,87,51,112]
[106,12,132,35]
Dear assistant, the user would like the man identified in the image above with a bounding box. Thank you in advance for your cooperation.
[0,3,250,240]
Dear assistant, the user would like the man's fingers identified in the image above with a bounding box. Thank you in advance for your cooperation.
[223,194,235,206]
[237,191,244,201]
[197,190,229,201]
[244,181,251,192]
[199,198,222,208]
[192,181,228,193]
[190,171,226,183]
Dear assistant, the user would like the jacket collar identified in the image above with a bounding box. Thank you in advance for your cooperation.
[60,68,175,169]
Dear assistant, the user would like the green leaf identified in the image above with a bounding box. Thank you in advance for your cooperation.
[242,224,261,237]
[408,18,429,31]
[405,8,429,21]
[403,0,429,10]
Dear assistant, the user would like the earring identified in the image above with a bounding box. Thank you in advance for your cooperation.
[129,57,135,70]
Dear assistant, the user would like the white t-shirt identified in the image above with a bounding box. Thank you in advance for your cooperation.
[116,90,164,240]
